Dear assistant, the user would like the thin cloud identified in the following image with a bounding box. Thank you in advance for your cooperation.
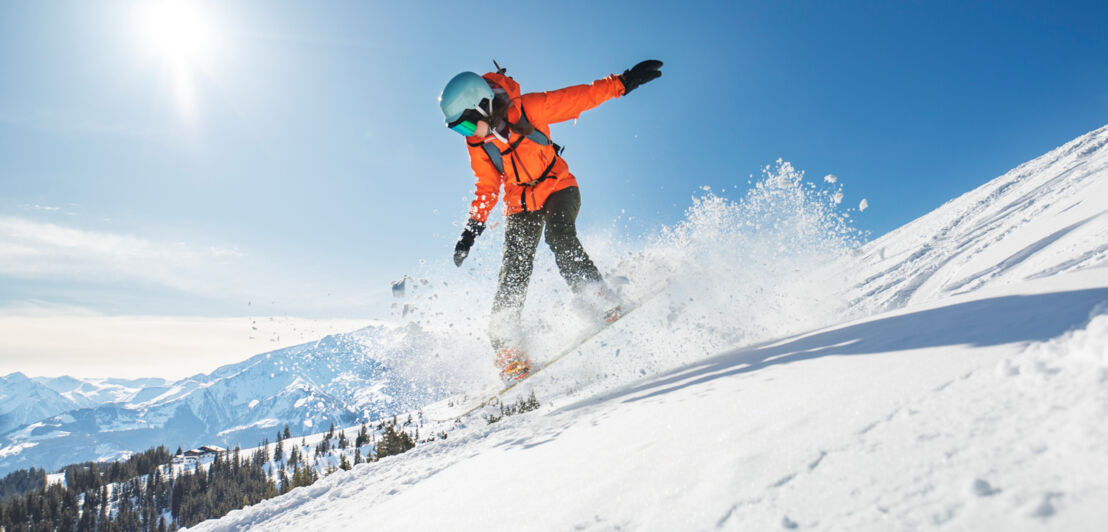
[0,216,384,317]
[0,216,246,297]
[0,312,372,379]
[20,203,80,216]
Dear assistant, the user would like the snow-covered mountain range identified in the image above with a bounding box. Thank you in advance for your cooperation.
[0,324,441,475]
[195,125,1108,530]
[0,374,169,436]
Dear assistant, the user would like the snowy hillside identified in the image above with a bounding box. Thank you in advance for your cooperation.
[0,325,448,476]
[194,125,1108,530]
[843,124,1108,314]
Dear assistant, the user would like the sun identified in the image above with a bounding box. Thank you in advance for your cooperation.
[135,0,221,120]
[139,0,216,65]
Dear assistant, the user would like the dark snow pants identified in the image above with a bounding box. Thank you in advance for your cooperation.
[490,186,603,349]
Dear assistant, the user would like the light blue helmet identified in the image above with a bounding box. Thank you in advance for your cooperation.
[439,71,494,125]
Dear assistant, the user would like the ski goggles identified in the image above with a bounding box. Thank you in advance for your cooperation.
[447,107,488,137]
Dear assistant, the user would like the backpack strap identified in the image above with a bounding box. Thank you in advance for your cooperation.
[471,140,505,174]
[468,137,518,175]
[514,108,564,156]
[467,107,565,176]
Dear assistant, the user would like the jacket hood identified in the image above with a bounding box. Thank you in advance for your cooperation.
[481,72,522,100]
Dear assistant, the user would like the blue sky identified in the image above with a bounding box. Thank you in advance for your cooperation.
[1,0,1106,376]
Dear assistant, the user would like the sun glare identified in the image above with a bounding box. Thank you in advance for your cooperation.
[136,0,220,120]
[140,0,215,64]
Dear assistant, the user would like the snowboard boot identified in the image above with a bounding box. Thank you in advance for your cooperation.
[596,284,624,324]
[602,304,623,324]
[495,347,532,383]
[571,281,625,325]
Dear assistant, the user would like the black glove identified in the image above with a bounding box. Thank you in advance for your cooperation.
[453,218,485,267]
[618,60,663,95]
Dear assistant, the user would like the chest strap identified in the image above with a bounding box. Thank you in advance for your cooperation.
[471,130,562,176]
[516,156,560,211]
[467,108,564,175]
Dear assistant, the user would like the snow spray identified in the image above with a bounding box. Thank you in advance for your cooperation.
[370,161,864,404]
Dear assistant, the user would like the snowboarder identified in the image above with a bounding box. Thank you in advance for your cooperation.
[439,60,663,382]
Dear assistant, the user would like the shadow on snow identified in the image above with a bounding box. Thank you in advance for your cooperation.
[558,287,1108,413]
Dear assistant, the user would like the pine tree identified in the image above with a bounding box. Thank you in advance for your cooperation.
[278,470,291,495]
[291,465,313,489]
[99,485,108,524]
[339,454,351,471]
[283,425,292,441]
[356,423,370,447]
[274,438,284,463]
[375,424,416,459]
[0,441,306,530]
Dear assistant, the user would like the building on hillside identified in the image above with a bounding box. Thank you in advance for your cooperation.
[173,445,226,464]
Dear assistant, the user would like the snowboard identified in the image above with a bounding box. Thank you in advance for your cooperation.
[428,281,669,422]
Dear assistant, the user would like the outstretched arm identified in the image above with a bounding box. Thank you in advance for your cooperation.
[526,60,663,125]
[525,75,625,125]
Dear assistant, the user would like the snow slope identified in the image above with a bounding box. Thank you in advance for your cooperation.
[200,125,1108,530]
[198,280,1107,531]
[843,125,1108,314]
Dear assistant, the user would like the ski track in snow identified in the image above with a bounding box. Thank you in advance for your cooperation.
[844,126,1108,315]
[192,124,1108,530]
[775,304,1108,530]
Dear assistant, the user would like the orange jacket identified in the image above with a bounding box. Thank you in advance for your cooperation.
[464,73,625,223]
